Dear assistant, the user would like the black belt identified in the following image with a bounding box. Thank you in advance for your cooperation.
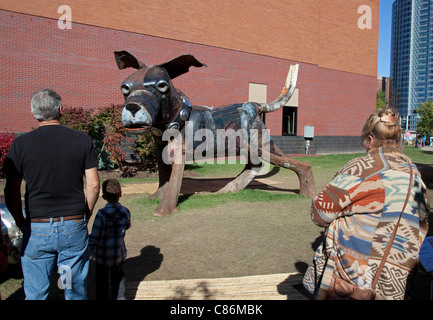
[30,214,84,223]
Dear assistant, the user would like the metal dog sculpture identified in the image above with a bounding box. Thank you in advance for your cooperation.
[114,51,316,216]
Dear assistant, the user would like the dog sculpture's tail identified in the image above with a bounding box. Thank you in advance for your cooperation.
[259,63,299,113]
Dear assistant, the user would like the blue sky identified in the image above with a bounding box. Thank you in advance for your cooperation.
[377,0,394,77]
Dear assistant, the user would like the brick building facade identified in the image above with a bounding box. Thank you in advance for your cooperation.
[0,0,379,154]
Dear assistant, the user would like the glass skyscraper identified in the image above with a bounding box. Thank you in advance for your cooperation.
[390,0,433,131]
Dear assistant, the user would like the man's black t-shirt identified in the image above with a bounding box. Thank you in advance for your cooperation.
[5,125,98,219]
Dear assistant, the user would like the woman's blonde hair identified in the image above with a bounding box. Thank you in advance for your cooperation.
[361,108,401,150]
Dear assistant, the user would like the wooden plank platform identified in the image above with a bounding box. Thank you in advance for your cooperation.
[126,273,309,300]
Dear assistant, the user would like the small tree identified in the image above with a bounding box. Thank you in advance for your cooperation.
[376,90,388,109]
[415,100,433,136]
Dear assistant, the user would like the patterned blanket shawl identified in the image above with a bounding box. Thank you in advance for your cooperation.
[303,146,430,300]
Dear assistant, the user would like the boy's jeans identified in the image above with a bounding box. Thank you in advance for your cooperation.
[95,262,126,300]
[21,217,89,300]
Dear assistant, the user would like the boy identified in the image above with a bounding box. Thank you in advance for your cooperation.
[89,179,131,300]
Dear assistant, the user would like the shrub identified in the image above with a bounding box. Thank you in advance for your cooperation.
[0,131,17,177]
[131,130,156,170]
[61,104,132,170]
[92,104,132,170]
[59,107,93,133]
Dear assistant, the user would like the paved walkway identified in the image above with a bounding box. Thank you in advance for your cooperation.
[126,273,309,300]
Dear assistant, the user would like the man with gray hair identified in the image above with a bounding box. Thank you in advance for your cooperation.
[3,89,100,300]
[30,89,63,121]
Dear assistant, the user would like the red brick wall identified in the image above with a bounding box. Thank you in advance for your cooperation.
[298,64,377,136]
[0,0,380,77]
[0,11,376,136]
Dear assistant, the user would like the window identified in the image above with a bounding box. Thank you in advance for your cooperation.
[260,112,266,125]
[282,106,297,136]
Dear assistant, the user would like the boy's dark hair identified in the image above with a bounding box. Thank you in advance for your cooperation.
[102,179,122,201]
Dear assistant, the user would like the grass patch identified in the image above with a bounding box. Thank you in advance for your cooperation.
[178,189,302,211]
[185,161,244,177]
[403,145,433,164]
[294,153,364,167]
[183,154,366,188]
[130,189,304,221]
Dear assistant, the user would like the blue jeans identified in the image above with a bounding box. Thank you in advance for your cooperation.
[21,217,89,300]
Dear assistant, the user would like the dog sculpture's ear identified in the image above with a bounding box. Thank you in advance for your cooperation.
[159,55,206,79]
[114,51,146,70]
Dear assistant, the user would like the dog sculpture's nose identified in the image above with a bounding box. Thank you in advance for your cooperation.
[125,103,141,116]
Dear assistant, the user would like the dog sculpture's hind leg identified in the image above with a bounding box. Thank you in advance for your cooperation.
[215,117,316,198]
[214,64,316,198]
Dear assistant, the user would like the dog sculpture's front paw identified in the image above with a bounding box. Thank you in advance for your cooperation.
[152,206,179,216]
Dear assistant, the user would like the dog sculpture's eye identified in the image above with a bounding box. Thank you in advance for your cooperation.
[121,84,130,95]
[156,80,169,93]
